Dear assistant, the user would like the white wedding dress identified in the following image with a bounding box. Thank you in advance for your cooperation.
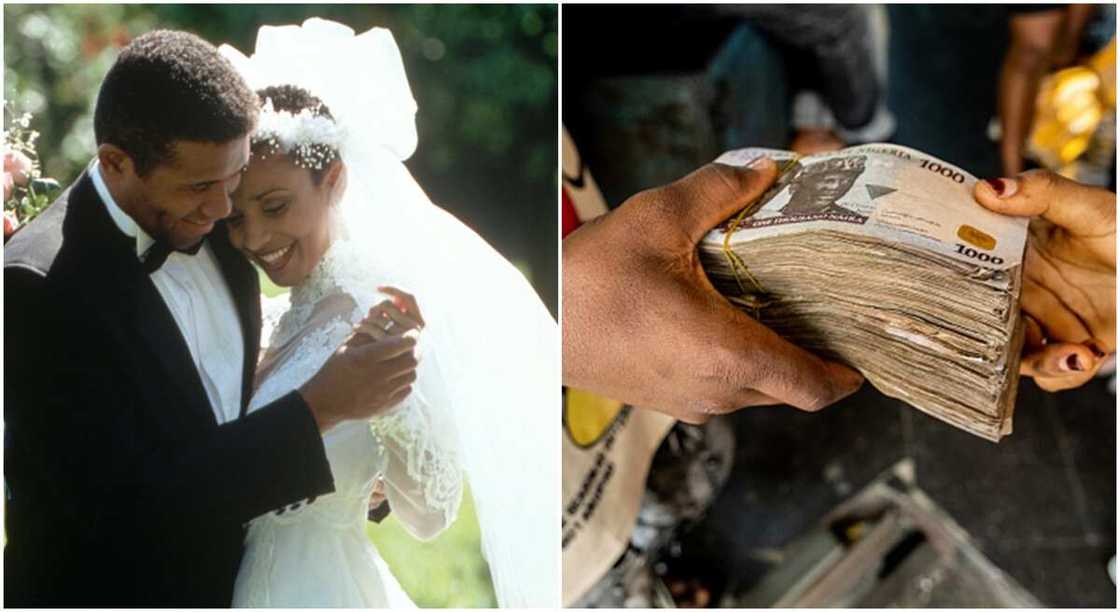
[222,19,560,607]
[232,238,463,608]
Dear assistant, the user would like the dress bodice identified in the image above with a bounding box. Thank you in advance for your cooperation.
[233,238,463,608]
[249,238,462,526]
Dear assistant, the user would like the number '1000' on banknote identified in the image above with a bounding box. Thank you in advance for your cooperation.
[706,144,1028,270]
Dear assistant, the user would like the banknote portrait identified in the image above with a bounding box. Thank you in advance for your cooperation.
[778,155,868,218]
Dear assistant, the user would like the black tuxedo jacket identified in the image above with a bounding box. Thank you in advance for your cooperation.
[4,172,335,607]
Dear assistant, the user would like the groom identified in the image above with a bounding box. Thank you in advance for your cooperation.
[4,30,417,606]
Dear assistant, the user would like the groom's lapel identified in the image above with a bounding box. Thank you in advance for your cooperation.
[131,277,218,428]
[67,174,217,430]
[208,222,261,418]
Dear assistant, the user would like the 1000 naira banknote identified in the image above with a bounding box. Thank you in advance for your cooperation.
[705,144,1028,271]
[700,144,1027,442]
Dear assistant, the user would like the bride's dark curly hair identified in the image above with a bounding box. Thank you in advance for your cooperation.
[252,84,341,185]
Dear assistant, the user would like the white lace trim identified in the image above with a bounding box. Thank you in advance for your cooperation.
[270,238,376,348]
[257,237,462,524]
[371,401,462,527]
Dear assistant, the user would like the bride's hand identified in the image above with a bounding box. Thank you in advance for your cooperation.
[348,288,425,346]
[379,286,425,328]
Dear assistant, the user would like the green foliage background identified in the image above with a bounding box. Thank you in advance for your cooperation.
[4,4,559,607]
[3,3,558,315]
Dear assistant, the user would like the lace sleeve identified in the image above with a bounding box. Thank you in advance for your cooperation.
[317,240,463,537]
[249,293,353,411]
[259,293,291,354]
[371,370,463,539]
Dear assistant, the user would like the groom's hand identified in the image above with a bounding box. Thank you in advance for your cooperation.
[300,335,419,433]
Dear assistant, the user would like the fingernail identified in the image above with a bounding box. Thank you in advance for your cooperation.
[984,177,1018,198]
[1061,353,1084,372]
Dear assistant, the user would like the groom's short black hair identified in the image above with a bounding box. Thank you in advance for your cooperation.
[94,29,258,176]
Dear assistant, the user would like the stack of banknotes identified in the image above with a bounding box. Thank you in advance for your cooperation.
[700,144,1029,442]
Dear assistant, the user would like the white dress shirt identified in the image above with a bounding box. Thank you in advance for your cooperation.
[90,160,245,425]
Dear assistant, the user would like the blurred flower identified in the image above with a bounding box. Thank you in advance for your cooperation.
[4,209,20,236]
[4,105,59,225]
[4,149,34,186]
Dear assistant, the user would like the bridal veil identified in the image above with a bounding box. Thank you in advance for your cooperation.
[220,18,559,607]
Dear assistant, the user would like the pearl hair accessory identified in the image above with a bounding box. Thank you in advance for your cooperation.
[252,98,345,170]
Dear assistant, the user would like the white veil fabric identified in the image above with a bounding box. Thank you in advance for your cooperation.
[219,19,559,607]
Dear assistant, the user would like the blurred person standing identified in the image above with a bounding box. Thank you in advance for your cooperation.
[564,4,892,206]
[732,4,896,154]
[887,4,1073,178]
[1022,5,1116,187]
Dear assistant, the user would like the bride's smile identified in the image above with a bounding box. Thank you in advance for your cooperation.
[256,243,293,267]
[227,148,344,287]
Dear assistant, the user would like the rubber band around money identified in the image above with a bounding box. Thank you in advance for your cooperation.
[719,155,802,317]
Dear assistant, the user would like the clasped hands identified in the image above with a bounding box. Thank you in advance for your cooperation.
[300,287,426,433]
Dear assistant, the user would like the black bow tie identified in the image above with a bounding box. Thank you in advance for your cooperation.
[142,239,205,274]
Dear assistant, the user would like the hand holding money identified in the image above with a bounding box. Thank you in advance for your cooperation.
[703,144,1032,441]
[562,159,864,424]
[974,169,1116,391]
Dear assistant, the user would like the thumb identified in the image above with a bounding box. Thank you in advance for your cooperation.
[974,169,1116,238]
[721,312,865,412]
[656,157,779,245]
[754,336,866,412]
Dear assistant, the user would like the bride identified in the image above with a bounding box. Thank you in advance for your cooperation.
[217,19,558,607]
